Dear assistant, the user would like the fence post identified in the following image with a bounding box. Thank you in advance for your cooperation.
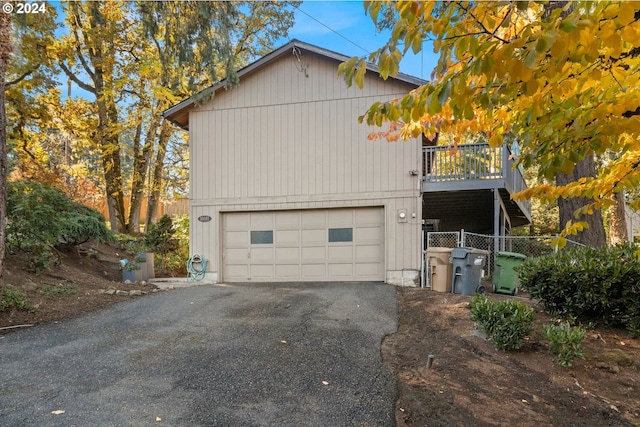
[460,229,465,247]
[421,230,425,288]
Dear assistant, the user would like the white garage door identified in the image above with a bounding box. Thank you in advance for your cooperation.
[222,207,384,282]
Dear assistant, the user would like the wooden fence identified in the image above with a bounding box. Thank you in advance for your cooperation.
[96,197,189,223]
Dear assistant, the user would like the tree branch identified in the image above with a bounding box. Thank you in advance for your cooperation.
[58,60,96,94]
[457,1,511,44]
[622,106,640,118]
[72,28,96,82]
[5,65,40,87]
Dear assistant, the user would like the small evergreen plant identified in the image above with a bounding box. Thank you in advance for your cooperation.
[542,322,586,367]
[471,294,534,351]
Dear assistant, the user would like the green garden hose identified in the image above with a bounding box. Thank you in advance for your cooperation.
[187,254,207,281]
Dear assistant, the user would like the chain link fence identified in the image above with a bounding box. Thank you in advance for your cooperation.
[423,230,586,287]
[425,231,461,249]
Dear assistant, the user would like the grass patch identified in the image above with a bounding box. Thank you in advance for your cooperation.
[39,283,78,298]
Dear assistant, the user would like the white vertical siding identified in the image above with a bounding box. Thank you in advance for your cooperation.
[189,50,423,282]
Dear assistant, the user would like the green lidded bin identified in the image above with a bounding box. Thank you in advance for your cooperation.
[492,251,527,295]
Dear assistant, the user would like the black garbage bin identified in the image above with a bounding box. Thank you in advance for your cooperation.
[451,247,489,295]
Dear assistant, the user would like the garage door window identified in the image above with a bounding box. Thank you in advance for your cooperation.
[251,230,273,244]
[328,227,353,242]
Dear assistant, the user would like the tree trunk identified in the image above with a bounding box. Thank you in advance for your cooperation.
[126,120,143,234]
[0,5,12,302]
[128,119,158,233]
[556,155,607,247]
[609,191,628,245]
[95,78,127,233]
[146,120,171,227]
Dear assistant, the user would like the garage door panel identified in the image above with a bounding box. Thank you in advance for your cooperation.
[355,226,383,241]
[328,208,353,225]
[301,264,326,278]
[250,265,274,278]
[276,264,299,278]
[225,213,249,229]
[356,244,383,259]
[301,246,326,263]
[223,207,384,282]
[328,246,352,261]
[250,212,274,228]
[355,207,383,223]
[328,263,353,277]
[225,231,248,247]
[356,263,382,276]
[226,248,248,263]
[275,247,299,262]
[301,229,325,244]
[250,247,273,262]
[225,265,248,279]
[275,211,300,228]
[276,230,299,244]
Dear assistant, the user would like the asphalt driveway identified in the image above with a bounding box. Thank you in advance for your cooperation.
[0,282,398,426]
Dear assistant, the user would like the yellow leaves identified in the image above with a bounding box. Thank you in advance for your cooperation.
[594,103,609,121]
[549,37,566,60]
[509,58,533,83]
[621,25,639,45]
[346,1,640,238]
[617,2,637,26]
[337,57,367,88]
[377,48,401,80]
[489,132,503,148]
[603,33,622,60]
[559,80,575,97]
[523,77,538,96]
[557,220,590,247]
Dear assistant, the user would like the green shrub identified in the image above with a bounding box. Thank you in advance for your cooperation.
[542,322,586,367]
[471,294,534,350]
[143,215,183,274]
[115,215,189,277]
[163,214,189,276]
[518,243,640,336]
[7,181,114,273]
[471,293,499,335]
[59,203,114,247]
[0,288,31,312]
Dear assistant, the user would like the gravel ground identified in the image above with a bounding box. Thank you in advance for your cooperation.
[0,282,397,427]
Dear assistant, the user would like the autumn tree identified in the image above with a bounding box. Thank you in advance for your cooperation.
[5,9,59,181]
[55,1,131,232]
[0,1,12,300]
[341,1,640,247]
[10,1,298,235]
[136,0,299,229]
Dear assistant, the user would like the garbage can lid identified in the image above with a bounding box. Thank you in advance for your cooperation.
[496,251,527,259]
[451,247,472,258]
[426,247,453,254]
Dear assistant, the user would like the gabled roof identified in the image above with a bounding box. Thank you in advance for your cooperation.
[163,39,426,130]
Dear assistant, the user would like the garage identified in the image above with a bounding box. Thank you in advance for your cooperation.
[222,207,385,282]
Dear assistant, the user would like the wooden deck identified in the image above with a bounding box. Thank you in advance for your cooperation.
[422,143,531,231]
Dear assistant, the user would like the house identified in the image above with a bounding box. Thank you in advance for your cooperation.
[164,40,531,285]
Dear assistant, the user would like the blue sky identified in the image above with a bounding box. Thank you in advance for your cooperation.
[53,1,438,99]
[278,1,438,80]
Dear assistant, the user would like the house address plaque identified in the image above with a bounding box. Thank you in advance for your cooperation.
[197,215,212,222]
